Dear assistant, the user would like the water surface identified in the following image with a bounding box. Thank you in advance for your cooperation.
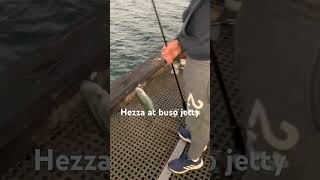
[0,0,101,73]
[110,0,188,81]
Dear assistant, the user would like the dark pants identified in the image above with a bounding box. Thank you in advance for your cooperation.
[235,0,320,179]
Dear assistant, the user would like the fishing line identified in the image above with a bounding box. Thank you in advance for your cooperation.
[151,0,187,110]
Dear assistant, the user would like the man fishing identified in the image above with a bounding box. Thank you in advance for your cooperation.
[161,0,210,174]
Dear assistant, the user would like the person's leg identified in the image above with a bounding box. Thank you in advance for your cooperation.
[235,0,320,179]
[168,58,210,174]
[183,59,210,160]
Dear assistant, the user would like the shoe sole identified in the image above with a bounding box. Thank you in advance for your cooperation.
[178,131,191,143]
[178,132,208,151]
[169,159,204,174]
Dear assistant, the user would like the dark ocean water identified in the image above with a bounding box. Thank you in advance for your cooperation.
[110,0,188,81]
[0,0,102,73]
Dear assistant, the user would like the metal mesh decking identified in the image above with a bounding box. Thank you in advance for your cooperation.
[111,24,241,180]
[1,95,108,180]
[110,68,212,180]
[210,24,243,180]
[211,24,241,152]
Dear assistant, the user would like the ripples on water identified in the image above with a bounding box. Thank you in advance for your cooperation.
[110,0,188,81]
[0,0,101,73]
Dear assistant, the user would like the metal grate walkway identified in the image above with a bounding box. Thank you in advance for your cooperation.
[211,24,241,152]
[1,94,109,180]
[111,24,241,180]
[110,67,211,180]
[210,24,243,179]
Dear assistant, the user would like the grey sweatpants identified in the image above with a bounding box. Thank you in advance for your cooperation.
[183,58,210,160]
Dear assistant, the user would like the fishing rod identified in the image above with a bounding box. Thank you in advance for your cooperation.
[151,0,187,110]
[210,42,245,155]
